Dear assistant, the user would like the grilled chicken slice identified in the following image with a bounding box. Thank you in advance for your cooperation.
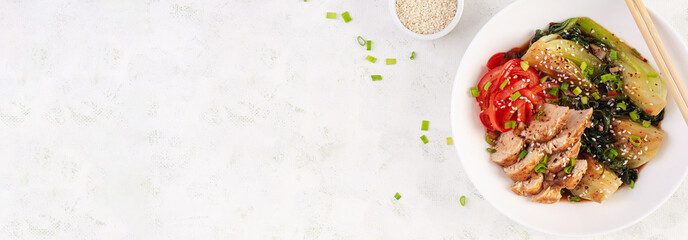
[504,146,545,181]
[522,104,569,142]
[546,139,582,173]
[511,173,544,196]
[556,159,589,189]
[531,184,563,204]
[490,130,525,166]
[538,108,593,154]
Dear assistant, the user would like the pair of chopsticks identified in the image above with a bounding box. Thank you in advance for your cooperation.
[624,0,688,126]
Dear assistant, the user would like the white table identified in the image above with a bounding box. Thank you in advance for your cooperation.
[1,0,687,239]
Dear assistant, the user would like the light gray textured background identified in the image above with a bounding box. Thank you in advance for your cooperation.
[1,0,687,239]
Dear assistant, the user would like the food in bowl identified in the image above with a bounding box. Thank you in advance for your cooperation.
[470,17,667,204]
[395,0,457,34]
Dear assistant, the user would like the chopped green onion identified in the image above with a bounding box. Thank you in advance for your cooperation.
[518,150,528,159]
[500,80,509,90]
[504,120,517,129]
[470,87,480,97]
[584,67,594,77]
[484,81,492,91]
[410,51,415,60]
[460,195,466,206]
[642,120,651,128]
[600,74,617,82]
[420,135,429,144]
[486,148,496,153]
[617,102,627,110]
[580,62,587,72]
[632,48,641,56]
[326,12,336,19]
[534,163,546,173]
[536,110,543,120]
[572,87,582,96]
[357,36,366,46]
[541,154,549,164]
[520,61,529,71]
[630,136,642,146]
[371,75,382,81]
[629,180,635,189]
[394,192,402,200]
[604,148,618,159]
[548,88,559,97]
[447,137,453,145]
[568,196,581,202]
[612,80,623,91]
[581,96,588,104]
[485,136,495,146]
[421,120,429,131]
[610,50,618,61]
[592,92,601,100]
[366,41,371,51]
[365,55,377,63]
[511,91,521,101]
[540,75,549,83]
[647,72,659,78]
[386,58,396,65]
[563,158,575,174]
[561,83,570,91]
[629,111,640,121]
[341,11,351,23]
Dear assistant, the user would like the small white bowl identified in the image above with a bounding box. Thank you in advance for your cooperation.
[389,0,464,40]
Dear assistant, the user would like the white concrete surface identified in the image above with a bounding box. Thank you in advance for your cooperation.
[0,0,687,239]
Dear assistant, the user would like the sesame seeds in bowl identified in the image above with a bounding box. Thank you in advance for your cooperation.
[389,0,464,40]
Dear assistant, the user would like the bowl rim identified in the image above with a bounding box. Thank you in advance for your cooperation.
[388,0,465,40]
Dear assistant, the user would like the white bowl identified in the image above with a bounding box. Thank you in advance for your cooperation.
[451,0,688,236]
[388,0,464,40]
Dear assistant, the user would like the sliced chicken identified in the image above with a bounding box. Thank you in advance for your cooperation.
[522,104,569,142]
[538,108,593,154]
[531,184,563,204]
[556,159,589,189]
[504,146,545,181]
[490,130,525,166]
[546,139,582,173]
[511,173,544,196]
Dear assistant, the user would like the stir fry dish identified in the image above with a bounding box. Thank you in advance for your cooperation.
[471,17,667,203]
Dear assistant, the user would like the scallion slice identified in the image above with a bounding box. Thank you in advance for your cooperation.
[342,11,351,23]
[629,180,635,189]
[410,51,415,60]
[604,148,619,159]
[518,150,528,159]
[629,111,640,121]
[581,96,588,104]
[520,61,529,71]
[534,163,546,173]
[541,154,549,164]
[460,195,466,206]
[617,102,627,110]
[395,192,401,200]
[536,110,543,120]
[365,55,377,63]
[447,137,453,145]
[357,36,366,46]
[642,120,651,128]
[568,196,581,202]
[548,88,559,97]
[366,40,371,51]
[421,120,429,131]
[470,87,480,97]
[600,73,617,82]
[511,91,521,101]
[485,136,495,146]
[630,136,642,146]
[561,82,569,91]
[484,81,492,91]
[420,135,429,144]
[540,76,549,83]
[504,120,517,129]
[572,87,582,96]
[326,12,336,19]
[592,92,601,100]
[386,58,396,65]
[580,62,587,72]
[371,75,382,81]
[486,148,496,153]
[500,80,509,90]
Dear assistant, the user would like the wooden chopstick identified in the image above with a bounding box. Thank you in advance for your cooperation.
[624,0,688,126]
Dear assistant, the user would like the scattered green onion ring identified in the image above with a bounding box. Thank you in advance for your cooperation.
[520,61,529,71]
[420,135,429,144]
[357,36,366,46]
[642,120,651,128]
[572,87,582,96]
[386,58,396,65]
[365,55,377,63]
[421,120,429,131]
[485,136,495,146]
[511,91,521,101]
[568,196,581,202]
[486,148,496,153]
[395,192,401,200]
[500,80,509,90]
[447,137,453,145]
[604,148,619,159]
[629,111,640,121]
[460,195,466,206]
[342,11,352,23]
[326,12,336,19]
[470,87,479,97]
[617,102,627,110]
[561,82,569,91]
[629,136,642,146]
[371,75,382,81]
[518,150,528,159]
[484,81,492,91]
